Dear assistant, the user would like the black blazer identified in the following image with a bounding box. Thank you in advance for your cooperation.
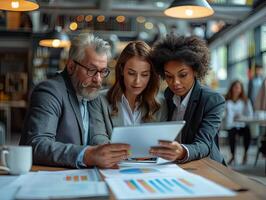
[165,80,225,164]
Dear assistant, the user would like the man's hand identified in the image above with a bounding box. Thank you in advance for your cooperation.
[83,143,130,168]
[149,140,187,161]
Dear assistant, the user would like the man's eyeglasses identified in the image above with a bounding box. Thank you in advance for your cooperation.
[73,60,110,78]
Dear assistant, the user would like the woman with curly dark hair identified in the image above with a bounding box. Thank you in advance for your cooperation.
[150,34,226,164]
[90,41,167,145]
[225,80,253,165]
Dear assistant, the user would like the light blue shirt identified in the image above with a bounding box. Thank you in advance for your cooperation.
[76,147,88,168]
[80,99,90,145]
[76,96,90,168]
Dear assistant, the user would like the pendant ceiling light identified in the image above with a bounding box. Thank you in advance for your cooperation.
[164,0,214,19]
[0,0,39,11]
[39,30,71,48]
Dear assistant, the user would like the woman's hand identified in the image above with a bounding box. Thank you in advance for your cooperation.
[149,140,187,161]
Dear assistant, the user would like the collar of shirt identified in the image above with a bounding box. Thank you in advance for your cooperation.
[121,94,141,112]
[172,83,194,109]
[120,94,142,126]
[77,95,89,103]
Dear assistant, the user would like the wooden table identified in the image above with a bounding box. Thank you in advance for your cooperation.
[32,158,266,200]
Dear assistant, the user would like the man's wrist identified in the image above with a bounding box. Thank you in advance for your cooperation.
[83,145,96,166]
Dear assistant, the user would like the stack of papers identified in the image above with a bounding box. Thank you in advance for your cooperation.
[100,164,236,200]
[0,163,237,200]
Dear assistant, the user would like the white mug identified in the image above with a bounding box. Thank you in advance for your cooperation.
[0,146,32,175]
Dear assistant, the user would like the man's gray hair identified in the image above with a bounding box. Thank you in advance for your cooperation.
[69,32,111,62]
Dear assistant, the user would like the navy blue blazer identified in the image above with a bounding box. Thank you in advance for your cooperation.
[165,80,225,164]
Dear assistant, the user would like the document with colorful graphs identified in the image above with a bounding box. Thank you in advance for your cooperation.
[100,164,187,178]
[103,165,236,199]
[15,169,108,199]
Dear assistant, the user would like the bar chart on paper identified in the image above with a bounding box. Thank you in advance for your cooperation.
[106,175,236,199]
[65,175,89,182]
[38,169,100,182]
[124,177,194,194]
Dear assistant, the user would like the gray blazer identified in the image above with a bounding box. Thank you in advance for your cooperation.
[165,80,226,164]
[89,91,168,145]
[20,69,87,168]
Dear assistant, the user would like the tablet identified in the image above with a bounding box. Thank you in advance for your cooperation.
[110,121,185,159]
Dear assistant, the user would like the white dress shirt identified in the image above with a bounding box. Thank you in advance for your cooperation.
[119,95,142,126]
[225,99,253,130]
[172,85,194,142]
[171,84,194,162]
[172,88,193,121]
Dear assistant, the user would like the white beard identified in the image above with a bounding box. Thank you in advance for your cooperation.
[70,72,101,101]
[80,88,99,101]
[78,82,101,101]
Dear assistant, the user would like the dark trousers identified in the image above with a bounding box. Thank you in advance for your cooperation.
[228,126,251,156]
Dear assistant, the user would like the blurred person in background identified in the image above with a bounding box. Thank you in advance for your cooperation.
[255,77,266,110]
[150,34,225,164]
[248,64,264,107]
[225,80,253,165]
[254,78,266,157]
[90,41,167,145]
[20,33,130,168]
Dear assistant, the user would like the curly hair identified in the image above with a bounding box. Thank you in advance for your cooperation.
[151,34,210,81]
[107,41,160,122]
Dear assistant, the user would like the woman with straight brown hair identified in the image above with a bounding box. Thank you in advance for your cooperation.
[225,80,253,165]
[89,41,167,145]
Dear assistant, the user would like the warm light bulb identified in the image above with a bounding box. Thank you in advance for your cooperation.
[11,1,19,9]
[52,39,61,48]
[69,22,78,31]
[136,16,146,23]
[85,15,93,22]
[97,15,105,22]
[185,9,193,16]
[145,22,154,30]
[116,16,125,23]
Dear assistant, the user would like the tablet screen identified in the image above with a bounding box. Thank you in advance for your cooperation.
[111,121,185,158]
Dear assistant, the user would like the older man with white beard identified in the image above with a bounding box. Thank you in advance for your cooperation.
[20,33,130,168]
